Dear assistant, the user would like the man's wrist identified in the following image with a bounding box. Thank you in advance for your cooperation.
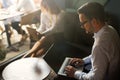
[74,70,82,79]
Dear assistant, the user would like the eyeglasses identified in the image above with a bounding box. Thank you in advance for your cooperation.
[80,21,88,28]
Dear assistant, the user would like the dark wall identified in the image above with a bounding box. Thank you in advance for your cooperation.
[105,0,120,35]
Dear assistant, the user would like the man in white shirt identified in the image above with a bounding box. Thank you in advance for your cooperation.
[64,2,120,80]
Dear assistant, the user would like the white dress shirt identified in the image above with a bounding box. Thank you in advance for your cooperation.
[37,11,65,36]
[74,25,120,80]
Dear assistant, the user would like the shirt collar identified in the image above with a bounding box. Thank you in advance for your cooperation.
[93,25,106,38]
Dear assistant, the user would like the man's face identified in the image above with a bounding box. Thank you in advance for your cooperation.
[79,14,94,33]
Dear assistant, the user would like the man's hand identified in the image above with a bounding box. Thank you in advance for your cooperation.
[69,58,84,68]
[65,65,76,77]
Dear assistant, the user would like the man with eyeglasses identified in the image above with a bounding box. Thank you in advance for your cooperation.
[63,2,120,80]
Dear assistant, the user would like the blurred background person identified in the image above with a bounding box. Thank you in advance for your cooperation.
[16,0,37,13]
[0,0,27,47]
[0,0,37,47]
[15,0,37,45]
[0,0,24,51]
[24,0,65,57]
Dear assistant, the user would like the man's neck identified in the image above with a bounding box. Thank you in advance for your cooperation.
[94,22,105,33]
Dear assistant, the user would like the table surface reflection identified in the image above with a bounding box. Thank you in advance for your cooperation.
[2,58,51,80]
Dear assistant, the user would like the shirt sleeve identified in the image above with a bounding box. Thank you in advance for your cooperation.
[37,13,47,33]
[41,12,65,36]
[83,55,91,65]
[74,45,109,80]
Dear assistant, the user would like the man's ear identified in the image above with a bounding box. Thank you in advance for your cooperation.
[91,18,97,25]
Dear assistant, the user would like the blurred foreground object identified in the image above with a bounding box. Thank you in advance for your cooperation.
[2,58,52,80]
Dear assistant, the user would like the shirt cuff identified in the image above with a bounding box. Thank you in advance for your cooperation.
[83,55,91,65]
[74,71,83,79]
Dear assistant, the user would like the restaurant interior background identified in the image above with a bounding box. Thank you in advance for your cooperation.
[0,0,120,79]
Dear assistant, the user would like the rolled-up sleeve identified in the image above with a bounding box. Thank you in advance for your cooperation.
[83,55,91,65]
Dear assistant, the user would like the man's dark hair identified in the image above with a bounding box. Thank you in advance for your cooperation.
[77,2,105,22]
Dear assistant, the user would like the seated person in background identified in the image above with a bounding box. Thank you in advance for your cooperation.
[0,0,37,46]
[15,0,37,43]
[59,2,120,80]
[23,0,65,57]
[16,0,37,14]
[0,0,28,44]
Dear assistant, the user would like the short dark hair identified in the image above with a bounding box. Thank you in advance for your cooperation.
[77,2,105,22]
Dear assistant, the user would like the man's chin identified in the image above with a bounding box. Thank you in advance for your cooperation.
[86,31,93,34]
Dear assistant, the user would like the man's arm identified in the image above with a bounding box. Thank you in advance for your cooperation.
[74,46,109,80]
[83,55,91,65]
